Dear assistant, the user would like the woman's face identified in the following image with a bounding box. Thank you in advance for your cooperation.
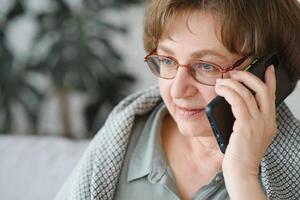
[158,11,243,137]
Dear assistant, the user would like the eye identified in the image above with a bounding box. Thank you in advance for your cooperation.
[193,63,217,72]
[202,63,214,70]
[160,58,174,65]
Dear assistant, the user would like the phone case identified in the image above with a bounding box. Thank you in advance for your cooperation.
[205,53,293,153]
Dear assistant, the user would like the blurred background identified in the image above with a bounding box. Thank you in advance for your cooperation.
[0,0,155,139]
[0,0,299,200]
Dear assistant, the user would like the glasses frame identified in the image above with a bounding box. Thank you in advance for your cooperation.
[144,49,248,86]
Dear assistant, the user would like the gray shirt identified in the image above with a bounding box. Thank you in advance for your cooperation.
[114,103,230,200]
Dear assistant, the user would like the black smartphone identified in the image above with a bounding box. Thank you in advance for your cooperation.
[205,53,293,153]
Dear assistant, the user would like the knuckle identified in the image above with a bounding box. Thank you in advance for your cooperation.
[235,96,244,105]
[243,90,252,99]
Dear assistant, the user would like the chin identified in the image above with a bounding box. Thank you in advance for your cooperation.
[177,121,213,137]
[173,108,214,137]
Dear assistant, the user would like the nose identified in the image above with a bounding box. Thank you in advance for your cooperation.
[170,67,198,99]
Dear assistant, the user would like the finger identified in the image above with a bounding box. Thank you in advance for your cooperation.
[215,84,250,122]
[264,65,276,102]
[262,66,277,136]
[229,70,273,112]
[216,78,259,118]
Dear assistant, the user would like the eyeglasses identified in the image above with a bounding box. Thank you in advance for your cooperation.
[144,49,248,86]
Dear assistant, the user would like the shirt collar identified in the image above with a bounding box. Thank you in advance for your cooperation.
[127,102,168,183]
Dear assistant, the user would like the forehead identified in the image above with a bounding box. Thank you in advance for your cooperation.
[163,11,220,40]
[158,11,234,60]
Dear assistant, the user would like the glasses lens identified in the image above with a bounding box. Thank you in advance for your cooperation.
[189,62,222,85]
[147,56,177,79]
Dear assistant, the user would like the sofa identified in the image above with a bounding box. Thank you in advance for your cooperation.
[0,135,89,200]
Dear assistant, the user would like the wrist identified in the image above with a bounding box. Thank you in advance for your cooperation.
[223,173,266,200]
[222,160,260,181]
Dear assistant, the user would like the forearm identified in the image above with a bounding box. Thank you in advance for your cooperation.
[223,173,267,200]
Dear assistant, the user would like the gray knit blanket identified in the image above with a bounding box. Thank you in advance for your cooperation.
[55,86,300,200]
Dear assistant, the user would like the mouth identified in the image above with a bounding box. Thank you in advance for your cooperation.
[176,105,205,118]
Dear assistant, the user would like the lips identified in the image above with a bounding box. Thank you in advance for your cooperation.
[176,105,204,118]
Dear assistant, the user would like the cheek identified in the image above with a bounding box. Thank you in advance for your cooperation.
[159,79,176,118]
[159,79,171,103]
[159,79,218,108]
[159,80,219,136]
[202,86,218,104]
[195,84,218,106]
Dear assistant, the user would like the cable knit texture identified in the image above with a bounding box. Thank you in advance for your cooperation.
[55,86,300,200]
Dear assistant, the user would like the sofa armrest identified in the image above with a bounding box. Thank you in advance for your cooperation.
[0,135,89,200]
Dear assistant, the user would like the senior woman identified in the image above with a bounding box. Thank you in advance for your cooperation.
[56,0,300,200]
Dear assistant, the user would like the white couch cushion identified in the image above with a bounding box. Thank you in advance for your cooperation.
[0,135,89,200]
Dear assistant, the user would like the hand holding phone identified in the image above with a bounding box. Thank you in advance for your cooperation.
[205,53,293,153]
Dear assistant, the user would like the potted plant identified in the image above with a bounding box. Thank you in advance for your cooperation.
[0,0,142,137]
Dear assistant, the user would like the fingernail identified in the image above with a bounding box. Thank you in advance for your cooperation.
[270,65,275,71]
[215,84,221,90]
[215,79,223,87]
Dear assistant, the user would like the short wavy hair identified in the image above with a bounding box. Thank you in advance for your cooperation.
[143,0,300,90]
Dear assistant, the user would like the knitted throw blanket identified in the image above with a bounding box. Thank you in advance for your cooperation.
[55,86,300,200]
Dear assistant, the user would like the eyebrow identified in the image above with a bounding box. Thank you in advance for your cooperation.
[157,45,227,60]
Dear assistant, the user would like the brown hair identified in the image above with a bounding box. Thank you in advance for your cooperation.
[143,0,300,90]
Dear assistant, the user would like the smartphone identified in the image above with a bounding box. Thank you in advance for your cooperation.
[205,53,293,153]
